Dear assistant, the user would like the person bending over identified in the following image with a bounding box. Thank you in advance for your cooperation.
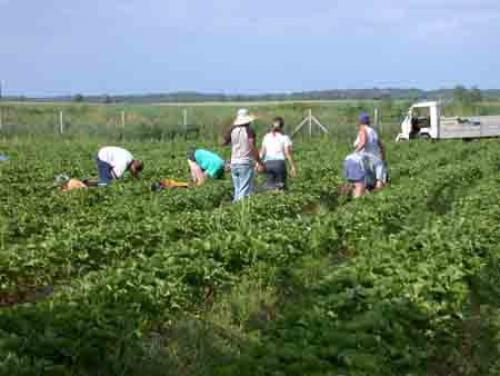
[187,148,225,186]
[343,153,370,198]
[93,146,143,186]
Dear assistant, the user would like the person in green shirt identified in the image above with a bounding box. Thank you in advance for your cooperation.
[187,148,225,186]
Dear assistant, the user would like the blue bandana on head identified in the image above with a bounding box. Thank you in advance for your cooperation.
[359,113,370,125]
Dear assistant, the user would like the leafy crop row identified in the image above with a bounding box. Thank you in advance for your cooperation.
[1,139,499,375]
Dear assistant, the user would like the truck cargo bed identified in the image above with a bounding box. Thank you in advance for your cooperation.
[440,116,500,139]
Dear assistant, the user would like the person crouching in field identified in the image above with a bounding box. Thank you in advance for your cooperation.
[187,148,225,186]
[260,117,296,191]
[92,146,143,186]
[222,109,265,202]
[343,113,388,197]
[353,112,387,191]
[343,153,372,198]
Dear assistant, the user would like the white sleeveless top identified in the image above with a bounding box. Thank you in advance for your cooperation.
[261,132,292,161]
[354,126,381,160]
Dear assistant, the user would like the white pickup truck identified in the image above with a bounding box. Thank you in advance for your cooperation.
[396,101,500,141]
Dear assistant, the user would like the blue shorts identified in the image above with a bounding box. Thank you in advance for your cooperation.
[344,155,365,182]
[344,153,387,188]
[96,158,113,185]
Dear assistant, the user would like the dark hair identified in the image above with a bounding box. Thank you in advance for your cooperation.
[129,160,144,174]
[134,160,144,172]
[187,148,196,161]
[273,117,285,129]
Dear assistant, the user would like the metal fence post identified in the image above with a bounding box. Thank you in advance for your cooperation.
[374,108,381,132]
[59,111,64,134]
[308,109,312,137]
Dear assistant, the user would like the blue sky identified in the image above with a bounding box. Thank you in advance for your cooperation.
[1,0,499,96]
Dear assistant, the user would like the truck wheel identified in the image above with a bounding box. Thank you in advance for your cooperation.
[419,133,431,140]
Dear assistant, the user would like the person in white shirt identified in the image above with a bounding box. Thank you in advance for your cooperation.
[95,146,143,185]
[260,117,296,191]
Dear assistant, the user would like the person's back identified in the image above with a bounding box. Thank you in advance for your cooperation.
[98,146,131,159]
[223,109,264,202]
[230,126,255,164]
[97,146,133,178]
[356,126,381,160]
[194,149,224,178]
[364,126,382,158]
[349,113,387,195]
[261,132,291,161]
[260,117,296,191]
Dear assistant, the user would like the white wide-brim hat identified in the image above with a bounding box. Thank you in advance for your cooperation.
[233,108,256,126]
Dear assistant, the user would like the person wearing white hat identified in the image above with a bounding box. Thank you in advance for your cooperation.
[222,109,264,202]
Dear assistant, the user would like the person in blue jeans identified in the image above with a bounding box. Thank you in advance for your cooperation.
[187,148,225,186]
[222,109,265,202]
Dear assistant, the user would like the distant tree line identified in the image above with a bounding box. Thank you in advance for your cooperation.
[452,86,483,106]
[4,86,499,104]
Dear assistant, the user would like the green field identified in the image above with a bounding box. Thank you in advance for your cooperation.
[2,99,500,142]
[1,101,500,375]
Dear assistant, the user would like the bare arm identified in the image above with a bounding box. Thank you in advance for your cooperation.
[354,127,367,153]
[249,137,263,165]
[284,145,296,177]
[248,128,264,166]
[197,173,208,186]
[260,144,267,160]
[188,160,207,186]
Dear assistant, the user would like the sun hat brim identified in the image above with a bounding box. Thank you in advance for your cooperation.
[233,114,256,126]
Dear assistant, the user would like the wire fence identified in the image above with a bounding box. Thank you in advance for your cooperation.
[0,101,412,143]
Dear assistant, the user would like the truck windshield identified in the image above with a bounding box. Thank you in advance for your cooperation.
[412,108,431,129]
